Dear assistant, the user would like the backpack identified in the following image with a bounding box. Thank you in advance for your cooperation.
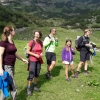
[75,36,86,51]
[24,40,42,58]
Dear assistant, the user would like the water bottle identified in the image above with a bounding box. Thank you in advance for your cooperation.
[55,39,58,46]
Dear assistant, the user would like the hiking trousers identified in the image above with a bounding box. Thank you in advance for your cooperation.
[0,65,17,100]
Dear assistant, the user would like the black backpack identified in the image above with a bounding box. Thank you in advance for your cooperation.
[75,36,86,51]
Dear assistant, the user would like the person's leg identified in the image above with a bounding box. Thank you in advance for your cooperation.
[0,91,6,100]
[48,61,56,72]
[65,64,69,79]
[75,61,84,78]
[33,62,41,92]
[75,51,85,78]
[84,52,90,74]
[27,61,36,96]
[4,65,17,100]
[45,52,56,78]
[70,63,75,77]
[84,60,89,74]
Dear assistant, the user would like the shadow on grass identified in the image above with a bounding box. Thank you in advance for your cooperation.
[51,65,63,77]
[38,65,63,88]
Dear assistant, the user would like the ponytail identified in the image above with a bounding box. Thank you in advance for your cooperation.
[1,26,13,41]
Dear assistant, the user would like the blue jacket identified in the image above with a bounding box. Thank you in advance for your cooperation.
[0,71,11,98]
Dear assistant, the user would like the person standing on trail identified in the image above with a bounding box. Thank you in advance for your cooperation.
[75,29,92,78]
[43,28,58,79]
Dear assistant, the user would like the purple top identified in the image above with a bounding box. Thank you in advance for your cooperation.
[0,41,17,66]
[61,47,75,62]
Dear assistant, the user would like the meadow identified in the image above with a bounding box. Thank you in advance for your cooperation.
[6,27,100,100]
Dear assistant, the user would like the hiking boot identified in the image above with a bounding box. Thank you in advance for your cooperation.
[66,78,71,82]
[45,73,52,79]
[27,88,32,96]
[74,72,79,78]
[33,87,41,92]
[84,71,89,75]
[71,75,76,78]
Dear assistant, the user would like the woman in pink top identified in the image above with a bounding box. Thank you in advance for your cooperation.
[26,30,43,96]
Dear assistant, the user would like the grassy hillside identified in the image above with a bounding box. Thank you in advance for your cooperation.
[4,27,100,100]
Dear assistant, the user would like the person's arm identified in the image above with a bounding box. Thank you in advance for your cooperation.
[15,53,28,64]
[0,47,5,75]
[26,45,40,58]
[71,48,75,55]
[43,37,52,47]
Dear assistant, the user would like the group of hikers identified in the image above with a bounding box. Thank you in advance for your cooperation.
[0,26,96,99]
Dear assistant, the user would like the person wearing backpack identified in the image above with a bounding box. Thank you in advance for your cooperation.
[75,29,92,78]
[43,28,58,79]
[26,30,43,96]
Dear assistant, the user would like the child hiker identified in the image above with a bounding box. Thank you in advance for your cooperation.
[61,39,75,82]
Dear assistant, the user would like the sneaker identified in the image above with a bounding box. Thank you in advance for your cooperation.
[84,71,89,75]
[66,78,71,82]
[45,73,52,79]
[33,87,41,92]
[27,88,32,96]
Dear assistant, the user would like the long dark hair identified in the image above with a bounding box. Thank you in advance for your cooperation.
[1,26,13,41]
[65,39,72,46]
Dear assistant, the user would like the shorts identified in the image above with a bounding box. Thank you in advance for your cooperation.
[80,51,90,62]
[63,61,74,65]
[27,61,41,81]
[45,52,56,65]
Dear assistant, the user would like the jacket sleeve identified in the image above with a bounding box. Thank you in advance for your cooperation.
[61,48,65,61]
[43,37,51,47]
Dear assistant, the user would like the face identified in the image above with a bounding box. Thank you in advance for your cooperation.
[11,27,15,36]
[34,31,40,39]
[52,29,56,35]
[66,41,71,47]
[85,30,91,37]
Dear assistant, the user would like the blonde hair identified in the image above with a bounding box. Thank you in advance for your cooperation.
[84,29,90,34]
[1,26,13,41]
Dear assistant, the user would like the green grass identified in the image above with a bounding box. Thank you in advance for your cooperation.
[5,27,100,100]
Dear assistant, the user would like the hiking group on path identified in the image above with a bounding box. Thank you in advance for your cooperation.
[0,26,96,99]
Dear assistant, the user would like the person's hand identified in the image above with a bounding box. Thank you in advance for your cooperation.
[85,44,92,48]
[35,54,40,58]
[22,58,28,64]
[40,53,43,57]
[0,68,4,76]
[55,37,58,41]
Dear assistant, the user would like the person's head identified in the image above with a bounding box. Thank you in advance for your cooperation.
[65,39,72,47]
[84,29,91,37]
[33,30,42,40]
[50,28,56,35]
[1,26,15,41]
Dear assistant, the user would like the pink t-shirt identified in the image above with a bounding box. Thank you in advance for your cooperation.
[28,40,43,62]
